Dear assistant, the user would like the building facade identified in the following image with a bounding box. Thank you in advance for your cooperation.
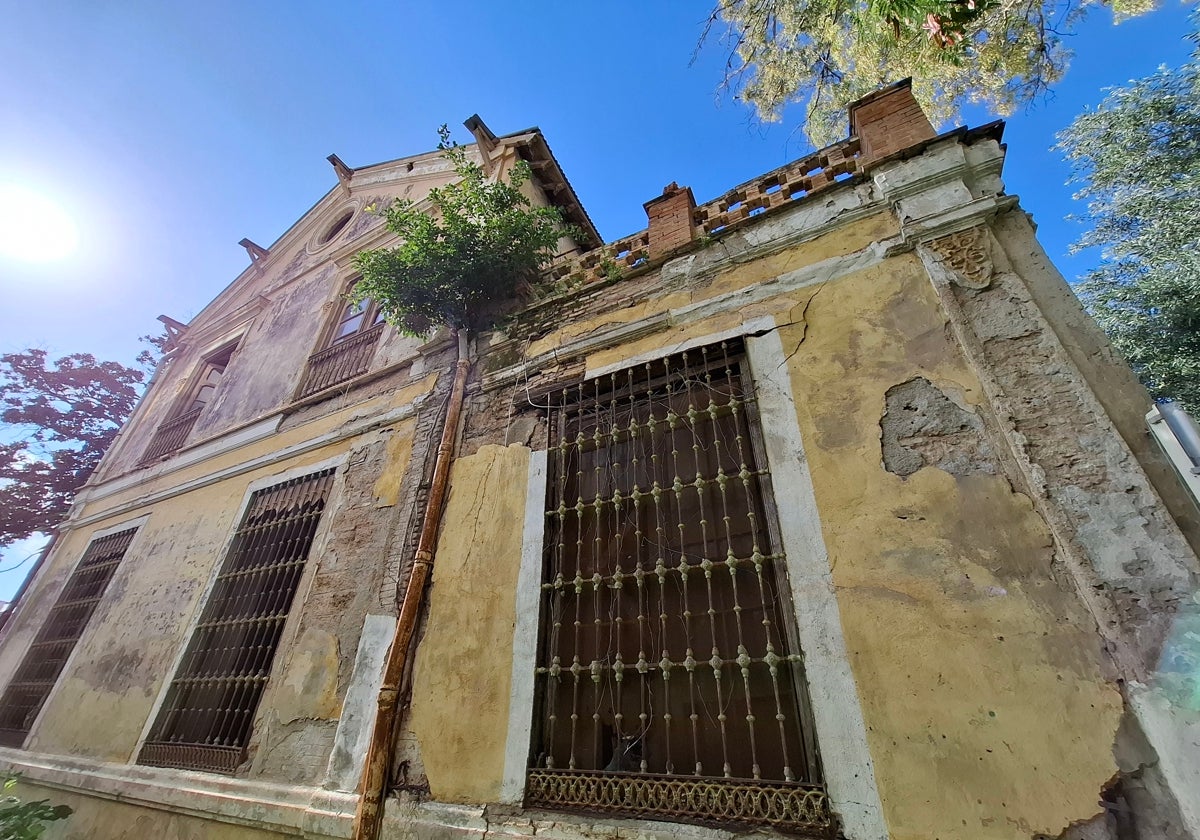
[0,82,1198,840]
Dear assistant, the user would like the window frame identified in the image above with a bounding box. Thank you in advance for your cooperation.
[294,279,387,399]
[0,523,142,748]
[141,337,241,463]
[521,339,832,835]
[175,340,238,418]
[135,465,338,775]
[325,291,386,348]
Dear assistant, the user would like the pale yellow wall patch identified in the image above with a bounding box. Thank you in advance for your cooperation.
[273,626,342,724]
[372,416,417,508]
[780,253,1122,839]
[407,443,531,804]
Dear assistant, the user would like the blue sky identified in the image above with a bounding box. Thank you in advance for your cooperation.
[0,1,1195,597]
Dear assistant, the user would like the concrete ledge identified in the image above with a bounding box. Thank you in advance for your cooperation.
[0,748,355,838]
[383,796,797,839]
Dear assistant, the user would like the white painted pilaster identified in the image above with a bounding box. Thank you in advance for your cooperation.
[746,330,889,840]
[499,449,548,803]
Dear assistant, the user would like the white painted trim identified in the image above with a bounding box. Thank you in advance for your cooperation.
[130,454,350,762]
[585,315,775,380]
[0,747,354,839]
[745,330,888,840]
[75,415,282,507]
[16,516,153,749]
[510,322,888,835]
[1127,681,1200,838]
[86,513,153,542]
[69,400,422,531]
[324,613,396,792]
[500,450,548,804]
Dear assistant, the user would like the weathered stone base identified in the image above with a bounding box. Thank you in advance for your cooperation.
[382,797,809,840]
[0,748,353,839]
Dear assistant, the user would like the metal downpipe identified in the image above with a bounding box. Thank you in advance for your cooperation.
[351,329,471,840]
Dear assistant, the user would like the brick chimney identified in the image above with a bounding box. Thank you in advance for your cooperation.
[848,79,936,163]
[644,182,697,259]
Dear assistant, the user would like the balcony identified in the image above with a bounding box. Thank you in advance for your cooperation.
[140,407,203,462]
[296,322,384,398]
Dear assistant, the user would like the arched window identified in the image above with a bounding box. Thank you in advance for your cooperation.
[296,282,387,398]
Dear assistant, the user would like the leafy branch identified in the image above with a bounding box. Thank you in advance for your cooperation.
[353,126,582,337]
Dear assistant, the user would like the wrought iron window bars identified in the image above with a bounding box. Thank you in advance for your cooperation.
[138,468,335,774]
[526,340,834,836]
[0,527,139,747]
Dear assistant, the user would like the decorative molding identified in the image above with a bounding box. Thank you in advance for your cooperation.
[925,224,994,289]
[66,397,424,531]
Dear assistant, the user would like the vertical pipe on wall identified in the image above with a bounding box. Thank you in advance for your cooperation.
[352,329,471,840]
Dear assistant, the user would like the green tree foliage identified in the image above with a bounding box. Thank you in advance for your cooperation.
[704,0,1157,146]
[353,127,581,336]
[0,777,70,839]
[1057,36,1200,411]
[0,350,146,549]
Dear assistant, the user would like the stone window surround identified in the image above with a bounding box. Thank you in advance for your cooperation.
[501,318,888,840]
[129,453,350,777]
[0,515,152,752]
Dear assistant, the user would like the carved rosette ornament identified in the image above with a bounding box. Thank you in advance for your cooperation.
[926,225,994,289]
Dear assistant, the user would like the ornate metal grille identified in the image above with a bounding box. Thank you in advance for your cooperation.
[297,321,385,398]
[141,407,204,462]
[527,341,829,834]
[138,469,335,773]
[0,527,138,747]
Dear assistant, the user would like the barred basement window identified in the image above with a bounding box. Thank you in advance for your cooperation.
[0,527,138,748]
[526,341,834,836]
[138,468,335,774]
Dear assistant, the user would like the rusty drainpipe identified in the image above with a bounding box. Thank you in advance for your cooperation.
[351,328,471,840]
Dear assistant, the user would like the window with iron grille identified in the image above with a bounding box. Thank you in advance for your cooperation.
[0,527,138,748]
[142,341,238,462]
[138,468,335,774]
[525,341,835,836]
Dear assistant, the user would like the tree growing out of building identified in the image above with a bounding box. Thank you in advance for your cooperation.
[1057,25,1200,412]
[350,127,582,840]
[703,0,1160,145]
[352,126,580,336]
[0,350,147,549]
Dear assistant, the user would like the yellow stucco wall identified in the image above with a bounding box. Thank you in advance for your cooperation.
[26,442,348,762]
[408,443,531,804]
[16,780,289,840]
[550,237,1121,837]
[779,253,1121,838]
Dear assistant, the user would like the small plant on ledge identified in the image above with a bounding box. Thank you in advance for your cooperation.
[0,776,71,839]
[352,126,582,338]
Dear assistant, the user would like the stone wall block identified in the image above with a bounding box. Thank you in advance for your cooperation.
[918,216,1199,678]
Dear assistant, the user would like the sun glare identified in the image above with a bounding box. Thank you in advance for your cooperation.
[0,183,80,263]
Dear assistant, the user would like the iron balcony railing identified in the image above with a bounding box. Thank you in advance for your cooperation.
[141,407,204,462]
[296,322,384,398]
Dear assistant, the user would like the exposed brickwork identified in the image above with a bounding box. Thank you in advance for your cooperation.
[644,182,697,259]
[850,80,936,163]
